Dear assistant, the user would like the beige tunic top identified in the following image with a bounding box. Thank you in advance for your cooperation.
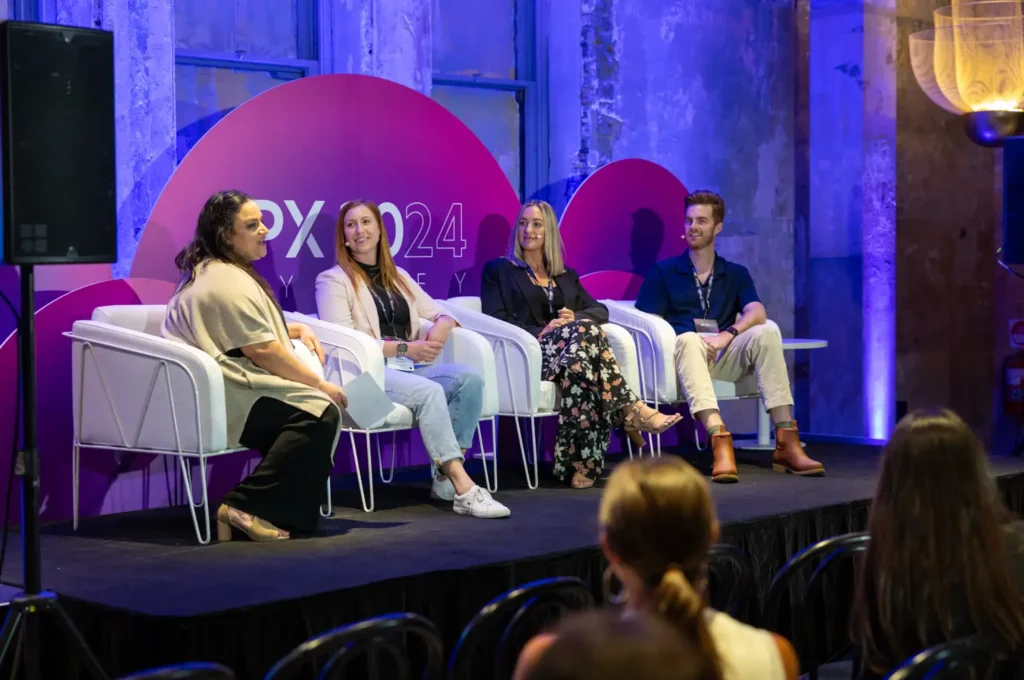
[161,260,333,445]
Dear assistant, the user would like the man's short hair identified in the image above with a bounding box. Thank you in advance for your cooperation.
[684,191,726,225]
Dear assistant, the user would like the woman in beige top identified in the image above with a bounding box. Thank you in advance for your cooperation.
[515,457,799,680]
[163,191,347,542]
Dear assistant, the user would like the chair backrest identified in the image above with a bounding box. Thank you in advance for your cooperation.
[118,662,235,680]
[445,296,482,313]
[885,635,1019,680]
[762,532,870,676]
[603,300,679,403]
[93,304,167,336]
[447,576,595,680]
[707,544,758,624]
[264,612,443,680]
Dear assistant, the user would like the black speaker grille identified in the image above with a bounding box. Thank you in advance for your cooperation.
[1,21,116,265]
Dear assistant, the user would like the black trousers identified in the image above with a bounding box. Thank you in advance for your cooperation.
[223,397,340,534]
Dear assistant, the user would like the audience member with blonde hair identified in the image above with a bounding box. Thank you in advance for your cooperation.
[515,457,798,680]
[850,409,1024,678]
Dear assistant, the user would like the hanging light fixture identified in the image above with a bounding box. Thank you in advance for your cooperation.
[910,0,1024,146]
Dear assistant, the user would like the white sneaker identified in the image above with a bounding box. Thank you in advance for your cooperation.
[430,471,456,502]
[453,486,511,519]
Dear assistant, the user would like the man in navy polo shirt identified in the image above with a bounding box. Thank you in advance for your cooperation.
[636,190,824,483]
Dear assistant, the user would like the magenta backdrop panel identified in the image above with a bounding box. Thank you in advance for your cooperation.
[558,158,690,282]
[0,279,176,524]
[132,74,522,308]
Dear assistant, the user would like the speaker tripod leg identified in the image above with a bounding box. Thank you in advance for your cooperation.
[0,594,108,680]
[0,605,24,670]
[52,597,108,679]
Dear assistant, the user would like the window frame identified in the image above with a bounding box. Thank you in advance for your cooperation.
[432,0,548,202]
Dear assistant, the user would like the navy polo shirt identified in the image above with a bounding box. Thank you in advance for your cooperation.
[635,252,760,335]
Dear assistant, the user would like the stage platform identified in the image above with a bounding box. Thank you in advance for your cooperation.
[3,444,1024,678]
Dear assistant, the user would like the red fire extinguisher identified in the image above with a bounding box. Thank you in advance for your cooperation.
[1004,352,1024,422]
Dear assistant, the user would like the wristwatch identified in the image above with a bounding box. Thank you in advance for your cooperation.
[397,342,408,357]
[724,326,739,337]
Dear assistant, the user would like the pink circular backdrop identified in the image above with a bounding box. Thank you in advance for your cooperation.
[132,74,522,309]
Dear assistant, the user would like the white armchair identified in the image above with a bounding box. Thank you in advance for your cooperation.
[66,305,248,545]
[603,300,767,454]
[286,312,500,511]
[440,296,642,488]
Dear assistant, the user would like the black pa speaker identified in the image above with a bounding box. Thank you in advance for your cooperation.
[0,21,116,265]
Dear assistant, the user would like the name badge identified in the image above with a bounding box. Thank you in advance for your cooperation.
[694,318,720,335]
[386,356,415,372]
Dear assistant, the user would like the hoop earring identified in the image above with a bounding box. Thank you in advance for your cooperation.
[602,566,627,607]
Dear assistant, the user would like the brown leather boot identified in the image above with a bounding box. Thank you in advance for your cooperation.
[772,421,825,476]
[710,430,738,484]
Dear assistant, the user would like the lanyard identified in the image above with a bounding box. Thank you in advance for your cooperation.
[367,282,400,334]
[525,265,555,316]
[692,260,714,319]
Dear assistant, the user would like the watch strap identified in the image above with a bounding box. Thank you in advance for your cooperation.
[724,326,739,337]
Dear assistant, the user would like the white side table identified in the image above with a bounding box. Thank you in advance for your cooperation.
[734,338,828,450]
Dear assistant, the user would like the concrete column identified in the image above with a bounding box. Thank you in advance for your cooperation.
[44,0,176,279]
[806,0,897,438]
[367,0,431,94]
[862,0,897,438]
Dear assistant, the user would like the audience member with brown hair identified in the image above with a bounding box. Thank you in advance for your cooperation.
[521,610,720,680]
[850,408,1024,678]
[515,457,798,680]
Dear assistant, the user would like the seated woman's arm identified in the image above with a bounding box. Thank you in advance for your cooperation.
[198,282,346,407]
[240,340,326,390]
[482,260,545,337]
[401,271,460,344]
[569,270,609,324]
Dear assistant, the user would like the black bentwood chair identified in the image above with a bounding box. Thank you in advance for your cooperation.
[706,543,758,624]
[264,612,444,680]
[762,532,871,680]
[885,635,1020,680]
[118,663,235,680]
[446,576,595,680]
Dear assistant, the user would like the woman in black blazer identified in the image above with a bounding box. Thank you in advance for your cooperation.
[481,200,682,488]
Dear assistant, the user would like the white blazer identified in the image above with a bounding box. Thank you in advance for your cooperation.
[314,265,457,346]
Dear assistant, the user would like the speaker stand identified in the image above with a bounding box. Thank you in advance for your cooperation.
[0,265,108,679]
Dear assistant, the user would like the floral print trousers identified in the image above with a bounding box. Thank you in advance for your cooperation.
[539,319,637,483]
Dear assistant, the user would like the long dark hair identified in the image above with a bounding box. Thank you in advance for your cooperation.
[173,190,275,299]
[598,458,722,678]
[850,409,1024,672]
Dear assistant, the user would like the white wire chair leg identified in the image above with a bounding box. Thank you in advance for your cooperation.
[511,415,540,490]
[320,476,333,518]
[377,432,397,483]
[349,430,376,512]
[477,418,498,493]
[176,454,211,545]
[72,443,80,530]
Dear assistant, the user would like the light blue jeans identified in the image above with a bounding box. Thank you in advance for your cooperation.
[383,363,484,467]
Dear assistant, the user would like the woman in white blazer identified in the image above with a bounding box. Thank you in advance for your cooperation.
[315,199,509,519]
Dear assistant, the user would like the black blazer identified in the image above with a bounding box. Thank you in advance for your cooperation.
[480,257,609,337]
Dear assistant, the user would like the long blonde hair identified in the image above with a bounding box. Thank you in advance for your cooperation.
[506,200,566,276]
[599,457,721,676]
[335,199,413,298]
